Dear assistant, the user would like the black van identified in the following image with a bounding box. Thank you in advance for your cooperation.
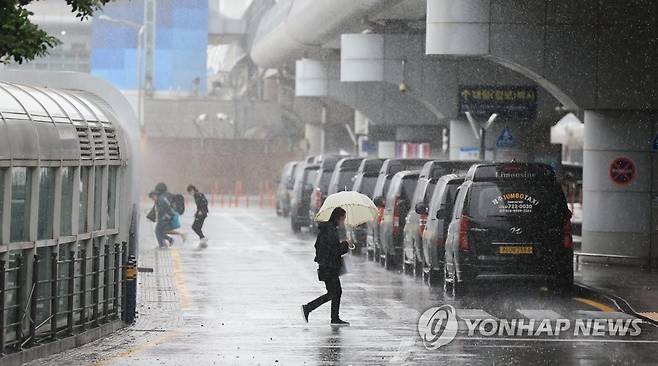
[402,161,477,277]
[308,155,346,232]
[420,174,464,286]
[276,161,299,216]
[327,157,365,195]
[290,163,320,232]
[443,163,573,295]
[347,159,384,252]
[379,170,420,269]
[368,159,430,260]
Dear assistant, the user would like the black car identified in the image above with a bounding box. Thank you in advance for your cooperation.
[290,163,320,232]
[349,158,384,252]
[309,155,346,232]
[402,160,478,277]
[420,174,464,286]
[368,159,430,261]
[327,157,365,195]
[379,170,420,269]
[276,161,300,216]
[443,163,573,295]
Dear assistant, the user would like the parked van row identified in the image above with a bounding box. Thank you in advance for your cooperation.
[276,156,574,295]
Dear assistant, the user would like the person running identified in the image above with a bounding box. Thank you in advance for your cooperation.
[148,190,175,248]
[148,184,187,247]
[187,184,209,247]
[301,207,351,326]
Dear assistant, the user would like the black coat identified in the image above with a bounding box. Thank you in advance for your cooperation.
[314,222,349,270]
[193,192,209,216]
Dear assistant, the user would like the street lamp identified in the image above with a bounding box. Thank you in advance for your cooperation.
[97,15,146,129]
[465,112,498,161]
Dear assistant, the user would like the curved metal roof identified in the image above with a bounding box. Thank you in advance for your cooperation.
[0,81,122,165]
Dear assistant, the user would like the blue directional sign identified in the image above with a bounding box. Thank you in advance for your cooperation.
[458,85,537,120]
[496,128,516,149]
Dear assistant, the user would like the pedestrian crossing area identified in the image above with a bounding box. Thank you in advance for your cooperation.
[358,305,637,324]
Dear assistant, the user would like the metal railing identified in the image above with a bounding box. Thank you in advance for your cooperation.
[0,242,129,354]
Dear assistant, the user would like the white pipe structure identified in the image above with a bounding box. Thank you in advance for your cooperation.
[250,0,402,68]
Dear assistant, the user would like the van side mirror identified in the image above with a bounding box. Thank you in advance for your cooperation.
[373,196,384,207]
[436,207,450,220]
[415,202,429,215]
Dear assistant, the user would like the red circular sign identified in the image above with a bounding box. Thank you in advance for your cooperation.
[609,157,636,185]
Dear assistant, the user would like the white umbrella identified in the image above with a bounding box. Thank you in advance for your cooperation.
[315,191,378,227]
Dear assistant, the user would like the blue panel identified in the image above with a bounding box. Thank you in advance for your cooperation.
[91,0,208,92]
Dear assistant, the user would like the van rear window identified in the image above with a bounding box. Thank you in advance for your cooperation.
[304,169,319,186]
[401,177,418,201]
[467,183,565,220]
[358,176,378,197]
[337,170,357,192]
[318,171,333,192]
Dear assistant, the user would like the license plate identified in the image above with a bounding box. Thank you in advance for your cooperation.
[499,246,533,255]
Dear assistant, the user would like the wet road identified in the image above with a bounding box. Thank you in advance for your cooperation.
[29,207,658,365]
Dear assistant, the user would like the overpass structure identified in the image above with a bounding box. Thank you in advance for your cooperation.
[219,0,658,265]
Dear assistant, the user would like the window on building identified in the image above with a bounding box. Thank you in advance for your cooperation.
[35,246,52,324]
[94,167,103,231]
[10,167,32,242]
[37,168,55,240]
[79,167,89,233]
[107,167,118,229]
[60,167,74,236]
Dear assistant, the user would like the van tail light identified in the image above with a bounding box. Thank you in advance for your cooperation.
[419,213,428,236]
[314,188,322,208]
[392,196,400,236]
[563,219,573,249]
[377,206,385,224]
[459,215,471,251]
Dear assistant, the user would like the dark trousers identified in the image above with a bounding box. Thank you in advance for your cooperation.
[192,215,206,239]
[155,220,172,247]
[306,274,342,321]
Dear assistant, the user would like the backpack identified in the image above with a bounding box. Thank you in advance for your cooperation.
[171,193,185,215]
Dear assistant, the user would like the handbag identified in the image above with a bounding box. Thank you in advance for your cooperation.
[338,253,353,276]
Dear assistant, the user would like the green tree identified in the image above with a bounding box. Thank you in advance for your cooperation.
[0,0,112,64]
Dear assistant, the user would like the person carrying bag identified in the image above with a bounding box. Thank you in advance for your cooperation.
[301,207,352,326]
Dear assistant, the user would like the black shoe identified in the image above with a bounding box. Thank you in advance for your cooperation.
[330,319,349,326]
[301,305,309,323]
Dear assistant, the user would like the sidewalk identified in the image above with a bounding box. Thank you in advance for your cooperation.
[23,218,185,366]
[575,261,658,323]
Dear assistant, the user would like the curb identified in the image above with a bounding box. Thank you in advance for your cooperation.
[0,320,126,366]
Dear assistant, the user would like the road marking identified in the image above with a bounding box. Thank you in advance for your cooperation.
[457,309,498,320]
[452,337,658,344]
[574,297,615,312]
[516,309,563,320]
[389,337,416,364]
[575,310,636,320]
[170,248,191,310]
[90,329,184,366]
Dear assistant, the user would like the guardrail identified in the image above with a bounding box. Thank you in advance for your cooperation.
[574,251,652,270]
[0,242,129,355]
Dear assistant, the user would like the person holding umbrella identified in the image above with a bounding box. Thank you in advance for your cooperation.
[301,191,378,326]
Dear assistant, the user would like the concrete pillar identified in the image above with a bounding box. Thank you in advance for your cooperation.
[305,124,322,156]
[582,110,658,265]
[426,0,490,55]
[295,58,328,97]
[449,120,480,160]
[341,34,386,82]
